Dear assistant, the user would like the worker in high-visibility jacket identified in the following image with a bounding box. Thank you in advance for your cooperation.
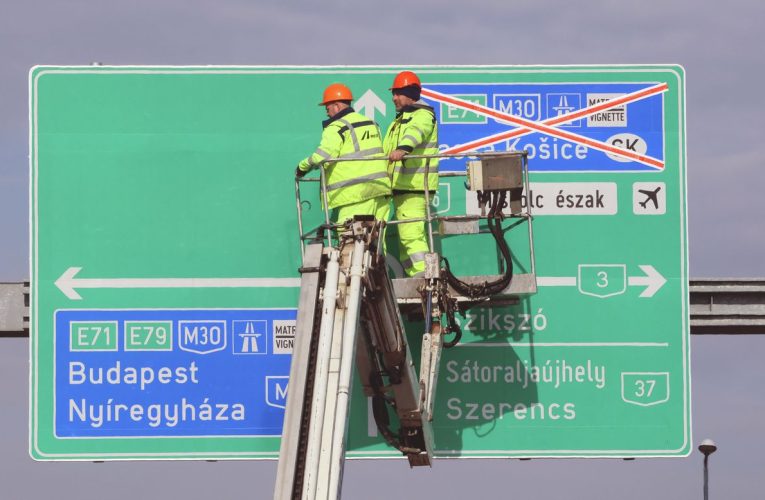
[383,71,439,277]
[296,83,391,224]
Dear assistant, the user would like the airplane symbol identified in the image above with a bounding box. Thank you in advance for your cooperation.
[638,186,661,209]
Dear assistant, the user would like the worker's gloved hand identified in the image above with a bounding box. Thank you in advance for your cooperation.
[295,166,307,178]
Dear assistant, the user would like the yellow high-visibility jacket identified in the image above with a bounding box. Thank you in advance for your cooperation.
[383,102,439,192]
[298,108,390,208]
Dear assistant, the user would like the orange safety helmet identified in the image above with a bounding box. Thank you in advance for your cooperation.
[390,70,421,90]
[319,83,353,105]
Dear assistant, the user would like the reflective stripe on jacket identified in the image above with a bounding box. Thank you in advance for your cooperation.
[383,102,439,192]
[298,108,390,209]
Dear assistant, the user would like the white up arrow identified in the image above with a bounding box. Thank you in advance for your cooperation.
[354,90,386,120]
[55,267,301,300]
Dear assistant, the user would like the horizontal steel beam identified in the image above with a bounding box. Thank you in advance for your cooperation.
[0,282,28,337]
[4,279,765,337]
[689,278,765,335]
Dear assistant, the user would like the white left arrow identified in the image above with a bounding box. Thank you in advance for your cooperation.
[55,267,301,300]
[354,89,386,120]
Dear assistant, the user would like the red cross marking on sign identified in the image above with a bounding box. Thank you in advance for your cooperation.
[422,83,669,169]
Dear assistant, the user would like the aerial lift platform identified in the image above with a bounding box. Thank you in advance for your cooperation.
[274,152,536,499]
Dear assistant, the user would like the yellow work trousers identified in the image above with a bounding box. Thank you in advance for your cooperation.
[332,196,390,253]
[392,192,430,277]
[332,195,391,225]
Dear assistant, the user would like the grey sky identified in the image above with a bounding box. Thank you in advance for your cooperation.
[2,0,764,498]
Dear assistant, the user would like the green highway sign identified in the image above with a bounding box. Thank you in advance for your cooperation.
[30,65,689,460]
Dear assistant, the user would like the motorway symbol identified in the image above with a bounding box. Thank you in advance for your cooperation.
[233,320,266,354]
[548,93,582,127]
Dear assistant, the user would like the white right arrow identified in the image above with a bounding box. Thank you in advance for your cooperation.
[538,265,666,298]
[354,90,386,120]
[627,264,667,298]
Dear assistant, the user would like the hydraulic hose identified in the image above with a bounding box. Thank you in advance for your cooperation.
[442,190,514,299]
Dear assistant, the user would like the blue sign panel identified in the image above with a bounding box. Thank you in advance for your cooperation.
[423,82,666,172]
[54,309,296,438]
